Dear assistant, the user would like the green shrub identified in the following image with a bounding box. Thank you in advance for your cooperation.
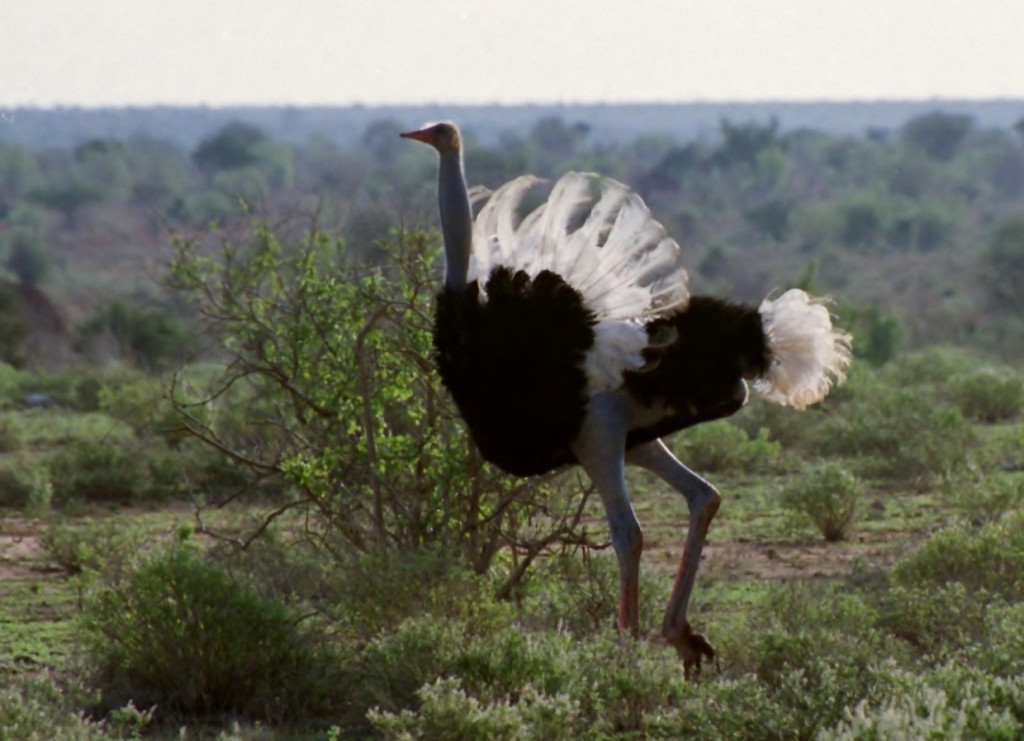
[874,583,983,656]
[353,615,468,722]
[94,375,169,436]
[135,440,195,500]
[740,584,883,681]
[877,583,1024,668]
[0,413,24,451]
[733,396,822,453]
[366,604,944,741]
[949,367,1024,422]
[75,299,198,371]
[675,420,781,474]
[350,606,564,724]
[925,664,1024,734]
[884,346,975,388]
[971,602,1024,676]
[985,424,1024,472]
[825,684,1014,739]
[13,371,85,409]
[780,463,861,541]
[0,671,132,741]
[367,581,905,740]
[40,518,144,575]
[827,190,888,250]
[711,584,903,737]
[824,666,1024,740]
[351,593,703,737]
[364,629,695,740]
[49,439,151,505]
[0,361,26,407]
[567,639,695,736]
[515,553,620,638]
[278,556,1024,739]
[293,545,493,640]
[72,375,105,412]
[170,224,588,578]
[81,538,345,721]
[7,236,51,286]
[814,381,972,484]
[940,466,1024,526]
[892,512,1024,599]
[0,457,51,513]
[0,284,27,368]
[12,409,134,448]
[47,437,191,506]
[370,677,572,741]
[217,541,500,655]
[452,626,585,706]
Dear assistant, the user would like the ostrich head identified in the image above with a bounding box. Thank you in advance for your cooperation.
[400,121,462,153]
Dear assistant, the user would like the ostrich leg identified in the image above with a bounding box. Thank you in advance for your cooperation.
[626,439,719,675]
[573,393,643,637]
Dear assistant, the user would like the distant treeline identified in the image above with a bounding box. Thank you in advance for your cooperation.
[2,101,1024,370]
[3,100,1024,150]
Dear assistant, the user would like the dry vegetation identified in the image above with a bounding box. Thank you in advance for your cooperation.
[1,106,1024,737]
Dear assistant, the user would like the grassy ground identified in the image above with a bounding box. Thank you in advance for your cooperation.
[0,362,1022,738]
[0,461,987,673]
[0,524,76,669]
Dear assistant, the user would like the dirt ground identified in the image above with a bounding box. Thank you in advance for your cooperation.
[700,530,907,580]
[0,514,910,586]
[0,518,55,581]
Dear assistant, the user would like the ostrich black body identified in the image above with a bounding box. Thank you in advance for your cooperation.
[436,275,773,475]
[623,296,772,448]
[434,266,596,476]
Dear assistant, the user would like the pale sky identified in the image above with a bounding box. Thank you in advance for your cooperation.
[5,0,1024,107]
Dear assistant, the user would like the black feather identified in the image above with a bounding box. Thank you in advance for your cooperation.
[624,296,771,447]
[434,267,595,476]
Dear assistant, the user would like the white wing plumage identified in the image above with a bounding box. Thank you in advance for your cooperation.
[469,173,689,392]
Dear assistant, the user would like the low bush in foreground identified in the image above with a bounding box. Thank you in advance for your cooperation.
[80,535,347,723]
[892,510,1024,599]
[59,513,1024,738]
[358,517,1024,738]
[0,671,149,741]
[824,666,1024,740]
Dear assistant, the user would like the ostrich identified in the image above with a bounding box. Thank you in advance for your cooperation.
[401,121,850,673]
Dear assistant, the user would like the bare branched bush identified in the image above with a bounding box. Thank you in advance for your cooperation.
[168,218,592,593]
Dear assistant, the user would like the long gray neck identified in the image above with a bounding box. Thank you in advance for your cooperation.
[437,149,472,291]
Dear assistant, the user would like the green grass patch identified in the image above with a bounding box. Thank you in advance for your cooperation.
[0,579,77,669]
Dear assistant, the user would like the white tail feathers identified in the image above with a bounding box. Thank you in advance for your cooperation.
[755,289,852,409]
[470,172,690,391]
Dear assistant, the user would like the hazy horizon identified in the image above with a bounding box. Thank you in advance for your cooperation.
[5,93,1024,112]
[6,0,1024,108]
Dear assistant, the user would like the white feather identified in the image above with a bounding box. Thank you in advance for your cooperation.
[468,172,689,392]
[755,289,852,409]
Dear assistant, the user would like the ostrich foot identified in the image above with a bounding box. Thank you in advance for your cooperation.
[664,622,715,678]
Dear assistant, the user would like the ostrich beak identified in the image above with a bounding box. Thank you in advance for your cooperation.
[400,128,433,143]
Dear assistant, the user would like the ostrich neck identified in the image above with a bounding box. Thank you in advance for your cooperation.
[438,150,472,292]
